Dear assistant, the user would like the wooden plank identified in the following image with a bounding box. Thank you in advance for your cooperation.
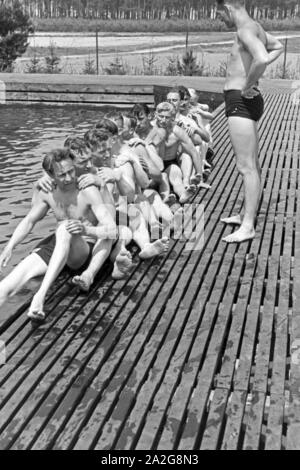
[242,391,266,450]
[200,388,229,450]
[4,101,138,109]
[221,391,248,450]
[5,91,154,104]
[5,83,154,94]
[265,393,285,450]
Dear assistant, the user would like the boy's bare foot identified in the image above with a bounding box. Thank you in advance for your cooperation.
[139,237,169,259]
[221,214,242,225]
[190,173,201,185]
[27,293,46,322]
[179,185,197,204]
[72,272,94,292]
[222,226,255,244]
[163,193,177,206]
[112,248,132,279]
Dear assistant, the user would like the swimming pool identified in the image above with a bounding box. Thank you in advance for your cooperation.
[0,105,110,275]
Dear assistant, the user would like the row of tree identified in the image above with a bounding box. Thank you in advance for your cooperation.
[14,0,300,20]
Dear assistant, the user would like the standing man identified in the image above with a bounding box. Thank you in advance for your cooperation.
[216,0,283,243]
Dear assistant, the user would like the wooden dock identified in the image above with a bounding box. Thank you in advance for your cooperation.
[0,83,300,450]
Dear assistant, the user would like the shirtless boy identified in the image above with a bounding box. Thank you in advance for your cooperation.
[152,101,204,204]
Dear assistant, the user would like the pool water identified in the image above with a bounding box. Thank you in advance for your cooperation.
[0,105,110,277]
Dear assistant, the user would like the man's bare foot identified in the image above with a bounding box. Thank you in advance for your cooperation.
[163,193,177,206]
[72,272,94,292]
[222,226,255,244]
[112,248,132,279]
[221,214,242,225]
[28,293,45,322]
[179,185,197,204]
[139,237,169,259]
[190,173,201,185]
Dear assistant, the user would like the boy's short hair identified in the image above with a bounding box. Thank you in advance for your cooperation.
[105,111,124,127]
[84,128,111,151]
[167,86,190,101]
[64,136,89,155]
[94,118,118,136]
[42,148,74,176]
[156,101,176,116]
[130,103,151,118]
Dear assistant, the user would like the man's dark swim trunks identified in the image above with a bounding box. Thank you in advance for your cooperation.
[163,158,178,171]
[224,89,264,122]
[33,234,94,268]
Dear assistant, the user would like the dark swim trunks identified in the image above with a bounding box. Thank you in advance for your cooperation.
[224,89,264,122]
[163,158,178,171]
[33,234,94,268]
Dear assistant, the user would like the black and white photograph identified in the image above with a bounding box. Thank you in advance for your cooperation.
[0,0,299,452]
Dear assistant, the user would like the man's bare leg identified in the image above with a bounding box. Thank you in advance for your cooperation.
[110,225,133,280]
[72,238,113,291]
[167,165,196,204]
[144,189,173,225]
[222,116,259,243]
[159,172,176,205]
[128,205,169,259]
[180,153,193,188]
[0,253,47,308]
[28,222,90,318]
[135,194,162,238]
[144,188,173,238]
